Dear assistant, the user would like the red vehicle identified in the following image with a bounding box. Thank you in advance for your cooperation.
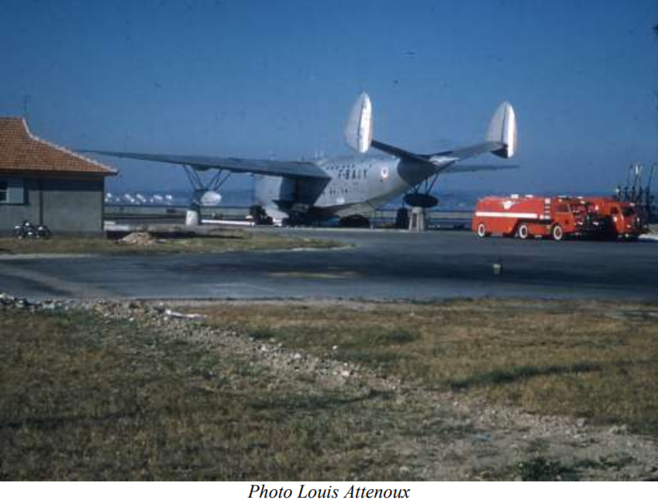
[472,195,645,241]
[583,197,646,240]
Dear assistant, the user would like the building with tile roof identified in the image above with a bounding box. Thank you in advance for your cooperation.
[0,117,116,234]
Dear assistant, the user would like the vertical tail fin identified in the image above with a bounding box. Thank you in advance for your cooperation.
[486,102,517,158]
[344,93,373,154]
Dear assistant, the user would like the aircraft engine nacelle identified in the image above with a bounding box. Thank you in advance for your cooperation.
[403,193,438,209]
[194,190,223,207]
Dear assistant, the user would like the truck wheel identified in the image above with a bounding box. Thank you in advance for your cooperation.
[551,224,564,241]
[517,223,530,240]
[476,223,489,238]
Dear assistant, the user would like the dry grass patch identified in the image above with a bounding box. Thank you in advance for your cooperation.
[195,300,658,435]
[0,231,340,256]
[0,309,418,480]
[3,300,658,480]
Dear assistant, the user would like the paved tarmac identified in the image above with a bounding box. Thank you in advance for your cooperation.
[1,229,658,301]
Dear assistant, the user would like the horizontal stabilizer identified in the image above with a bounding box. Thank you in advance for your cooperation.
[442,163,519,174]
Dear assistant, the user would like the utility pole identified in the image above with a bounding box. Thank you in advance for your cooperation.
[654,24,658,159]
[652,23,658,222]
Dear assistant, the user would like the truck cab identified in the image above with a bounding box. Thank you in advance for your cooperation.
[585,198,646,239]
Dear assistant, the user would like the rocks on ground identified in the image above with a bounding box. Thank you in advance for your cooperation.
[119,232,157,246]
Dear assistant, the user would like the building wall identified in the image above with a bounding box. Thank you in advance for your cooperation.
[0,175,105,235]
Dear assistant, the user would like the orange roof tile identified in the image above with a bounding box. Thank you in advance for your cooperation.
[0,117,116,176]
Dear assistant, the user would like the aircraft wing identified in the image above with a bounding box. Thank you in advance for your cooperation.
[81,150,331,180]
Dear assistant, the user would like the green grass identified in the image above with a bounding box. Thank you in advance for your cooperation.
[515,457,580,481]
[195,300,658,436]
[0,231,341,255]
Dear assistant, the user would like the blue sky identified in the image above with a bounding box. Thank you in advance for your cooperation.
[1,0,656,194]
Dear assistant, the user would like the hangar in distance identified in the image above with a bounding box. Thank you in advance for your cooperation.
[87,93,518,225]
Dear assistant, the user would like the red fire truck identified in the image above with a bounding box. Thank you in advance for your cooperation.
[472,195,645,241]
[583,197,647,239]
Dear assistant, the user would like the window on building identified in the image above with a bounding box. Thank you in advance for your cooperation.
[0,178,25,204]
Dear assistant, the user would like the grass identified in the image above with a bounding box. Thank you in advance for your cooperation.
[515,457,580,481]
[194,299,658,436]
[3,299,658,480]
[0,309,422,480]
[0,230,341,256]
